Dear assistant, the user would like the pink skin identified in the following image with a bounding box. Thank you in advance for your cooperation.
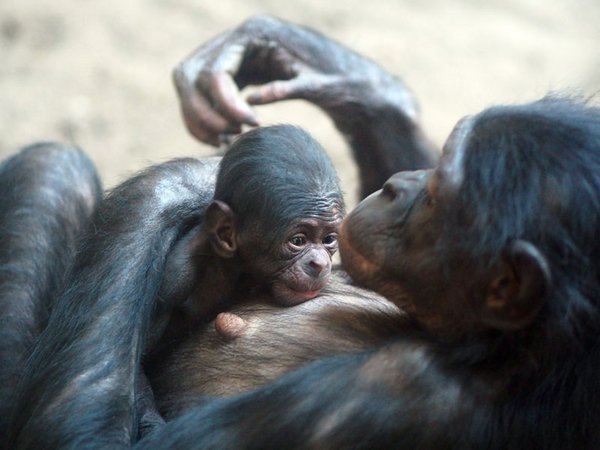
[214,312,248,339]
[271,277,330,306]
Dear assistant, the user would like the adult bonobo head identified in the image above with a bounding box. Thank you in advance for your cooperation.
[206,124,344,305]
[341,96,600,342]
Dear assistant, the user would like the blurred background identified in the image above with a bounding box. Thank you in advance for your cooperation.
[1,0,599,207]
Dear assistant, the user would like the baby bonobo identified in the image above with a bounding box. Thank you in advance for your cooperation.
[141,125,344,435]
[172,124,345,327]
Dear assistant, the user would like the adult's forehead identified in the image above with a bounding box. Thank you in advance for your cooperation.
[436,115,474,192]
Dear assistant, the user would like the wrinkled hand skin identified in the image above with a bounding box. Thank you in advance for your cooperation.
[174,15,437,199]
[173,15,418,147]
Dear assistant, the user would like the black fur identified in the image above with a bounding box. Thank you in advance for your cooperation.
[215,125,345,231]
[3,98,600,449]
[0,143,101,442]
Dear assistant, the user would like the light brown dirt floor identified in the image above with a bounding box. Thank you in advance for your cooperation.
[1,0,599,208]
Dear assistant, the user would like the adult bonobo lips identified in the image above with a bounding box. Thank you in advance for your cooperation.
[338,190,388,286]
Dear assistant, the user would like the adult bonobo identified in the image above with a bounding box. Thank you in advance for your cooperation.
[147,96,600,450]
[4,14,600,450]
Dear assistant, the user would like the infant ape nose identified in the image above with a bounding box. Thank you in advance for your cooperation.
[305,252,331,279]
[309,260,325,276]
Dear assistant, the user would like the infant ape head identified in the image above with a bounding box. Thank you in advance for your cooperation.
[206,125,345,305]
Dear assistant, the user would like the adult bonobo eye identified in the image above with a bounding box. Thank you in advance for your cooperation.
[288,234,308,250]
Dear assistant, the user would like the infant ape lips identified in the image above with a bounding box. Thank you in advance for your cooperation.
[270,279,329,306]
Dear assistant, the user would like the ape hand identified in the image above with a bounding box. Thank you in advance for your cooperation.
[173,15,418,146]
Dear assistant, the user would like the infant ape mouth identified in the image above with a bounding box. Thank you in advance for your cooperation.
[271,281,328,306]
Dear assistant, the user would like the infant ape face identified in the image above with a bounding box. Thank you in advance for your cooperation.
[230,194,344,305]
[268,213,342,305]
[206,195,343,306]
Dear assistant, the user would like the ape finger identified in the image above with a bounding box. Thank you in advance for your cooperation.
[209,72,259,127]
[180,92,234,146]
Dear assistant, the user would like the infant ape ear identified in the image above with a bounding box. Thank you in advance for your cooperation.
[205,200,237,258]
[481,240,551,331]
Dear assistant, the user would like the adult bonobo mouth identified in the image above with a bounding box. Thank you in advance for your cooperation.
[339,170,432,306]
[338,190,389,287]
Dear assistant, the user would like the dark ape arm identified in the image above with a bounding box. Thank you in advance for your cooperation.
[136,371,166,440]
[174,15,438,197]
[138,343,469,449]
[0,144,101,442]
[9,157,219,449]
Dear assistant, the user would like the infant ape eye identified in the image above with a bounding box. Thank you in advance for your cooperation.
[288,235,307,247]
[322,234,338,246]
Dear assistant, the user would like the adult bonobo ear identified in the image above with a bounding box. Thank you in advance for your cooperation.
[481,240,551,331]
[205,200,237,258]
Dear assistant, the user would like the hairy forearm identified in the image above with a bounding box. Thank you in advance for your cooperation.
[330,92,438,197]
[10,159,216,449]
[241,16,440,196]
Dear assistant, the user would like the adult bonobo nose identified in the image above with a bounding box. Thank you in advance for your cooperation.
[381,170,432,203]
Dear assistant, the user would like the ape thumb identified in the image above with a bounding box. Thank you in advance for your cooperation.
[246,78,311,105]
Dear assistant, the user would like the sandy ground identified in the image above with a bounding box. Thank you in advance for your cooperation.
[1,0,599,208]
